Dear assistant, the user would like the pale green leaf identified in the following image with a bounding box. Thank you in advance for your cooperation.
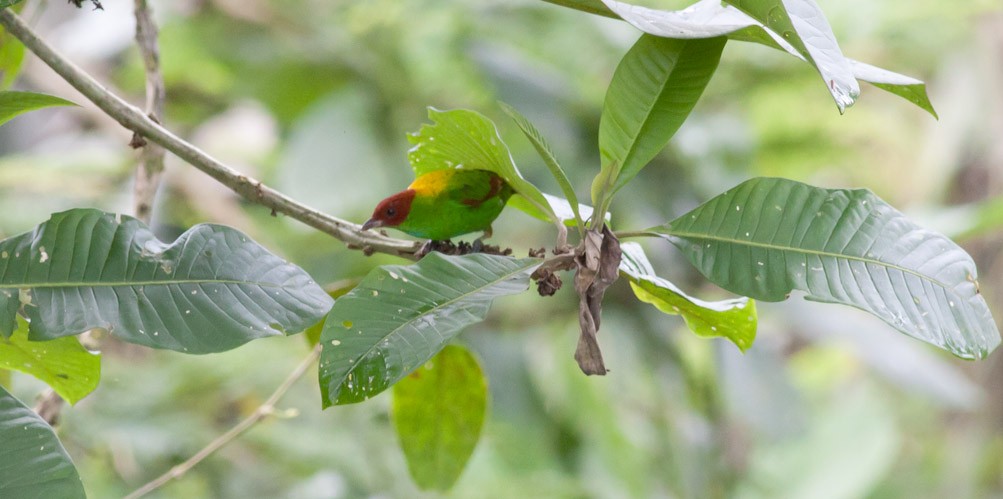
[0,91,75,127]
[0,316,99,404]
[620,242,757,351]
[393,344,487,491]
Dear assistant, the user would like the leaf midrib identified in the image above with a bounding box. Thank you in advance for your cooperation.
[665,230,960,296]
[0,278,281,289]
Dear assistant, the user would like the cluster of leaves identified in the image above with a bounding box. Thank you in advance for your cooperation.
[0,0,999,496]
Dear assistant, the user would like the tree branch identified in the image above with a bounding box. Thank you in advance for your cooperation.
[131,0,166,224]
[0,8,419,259]
[123,344,322,499]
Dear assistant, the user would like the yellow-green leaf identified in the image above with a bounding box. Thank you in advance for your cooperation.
[0,317,99,405]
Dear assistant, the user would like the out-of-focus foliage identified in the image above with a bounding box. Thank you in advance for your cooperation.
[392,344,488,491]
[2,0,1003,497]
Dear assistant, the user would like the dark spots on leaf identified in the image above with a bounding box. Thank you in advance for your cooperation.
[55,373,69,379]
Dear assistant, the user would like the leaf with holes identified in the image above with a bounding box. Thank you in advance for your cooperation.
[407,108,556,224]
[393,344,487,491]
[652,177,999,359]
[0,316,99,404]
[620,242,757,351]
[319,253,539,407]
[0,209,333,353]
[0,386,85,498]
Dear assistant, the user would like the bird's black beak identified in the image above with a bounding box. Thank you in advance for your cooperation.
[361,218,382,231]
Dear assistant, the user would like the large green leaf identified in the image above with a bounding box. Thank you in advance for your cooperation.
[595,34,725,205]
[319,253,539,407]
[0,316,99,404]
[0,209,333,353]
[619,242,757,351]
[652,177,999,359]
[407,108,556,223]
[0,91,76,127]
[550,0,934,116]
[393,344,487,491]
[0,386,85,499]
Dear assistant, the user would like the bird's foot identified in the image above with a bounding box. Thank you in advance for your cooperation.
[416,239,457,258]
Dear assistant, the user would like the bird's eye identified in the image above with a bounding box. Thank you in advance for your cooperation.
[386,207,396,217]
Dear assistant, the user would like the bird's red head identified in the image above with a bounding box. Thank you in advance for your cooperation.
[362,190,416,231]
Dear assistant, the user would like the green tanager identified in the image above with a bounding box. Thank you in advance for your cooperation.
[362,168,514,240]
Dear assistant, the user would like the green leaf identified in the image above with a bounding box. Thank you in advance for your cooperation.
[498,102,583,232]
[0,209,333,353]
[596,34,725,203]
[849,59,938,119]
[0,27,25,90]
[0,386,85,499]
[393,344,487,491]
[0,316,99,404]
[319,253,539,407]
[0,91,76,127]
[653,177,999,359]
[407,108,556,223]
[719,0,858,111]
[619,242,757,351]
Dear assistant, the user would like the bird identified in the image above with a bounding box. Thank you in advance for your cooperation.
[361,168,514,242]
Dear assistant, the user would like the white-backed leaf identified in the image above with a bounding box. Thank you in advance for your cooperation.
[593,0,930,114]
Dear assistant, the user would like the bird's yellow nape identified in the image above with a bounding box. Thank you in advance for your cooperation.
[407,169,457,197]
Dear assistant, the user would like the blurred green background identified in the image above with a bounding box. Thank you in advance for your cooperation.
[3,0,1003,497]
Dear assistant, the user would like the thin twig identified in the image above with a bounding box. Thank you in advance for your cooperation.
[614,229,659,239]
[123,344,322,499]
[131,0,166,224]
[30,0,172,430]
[0,9,419,259]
